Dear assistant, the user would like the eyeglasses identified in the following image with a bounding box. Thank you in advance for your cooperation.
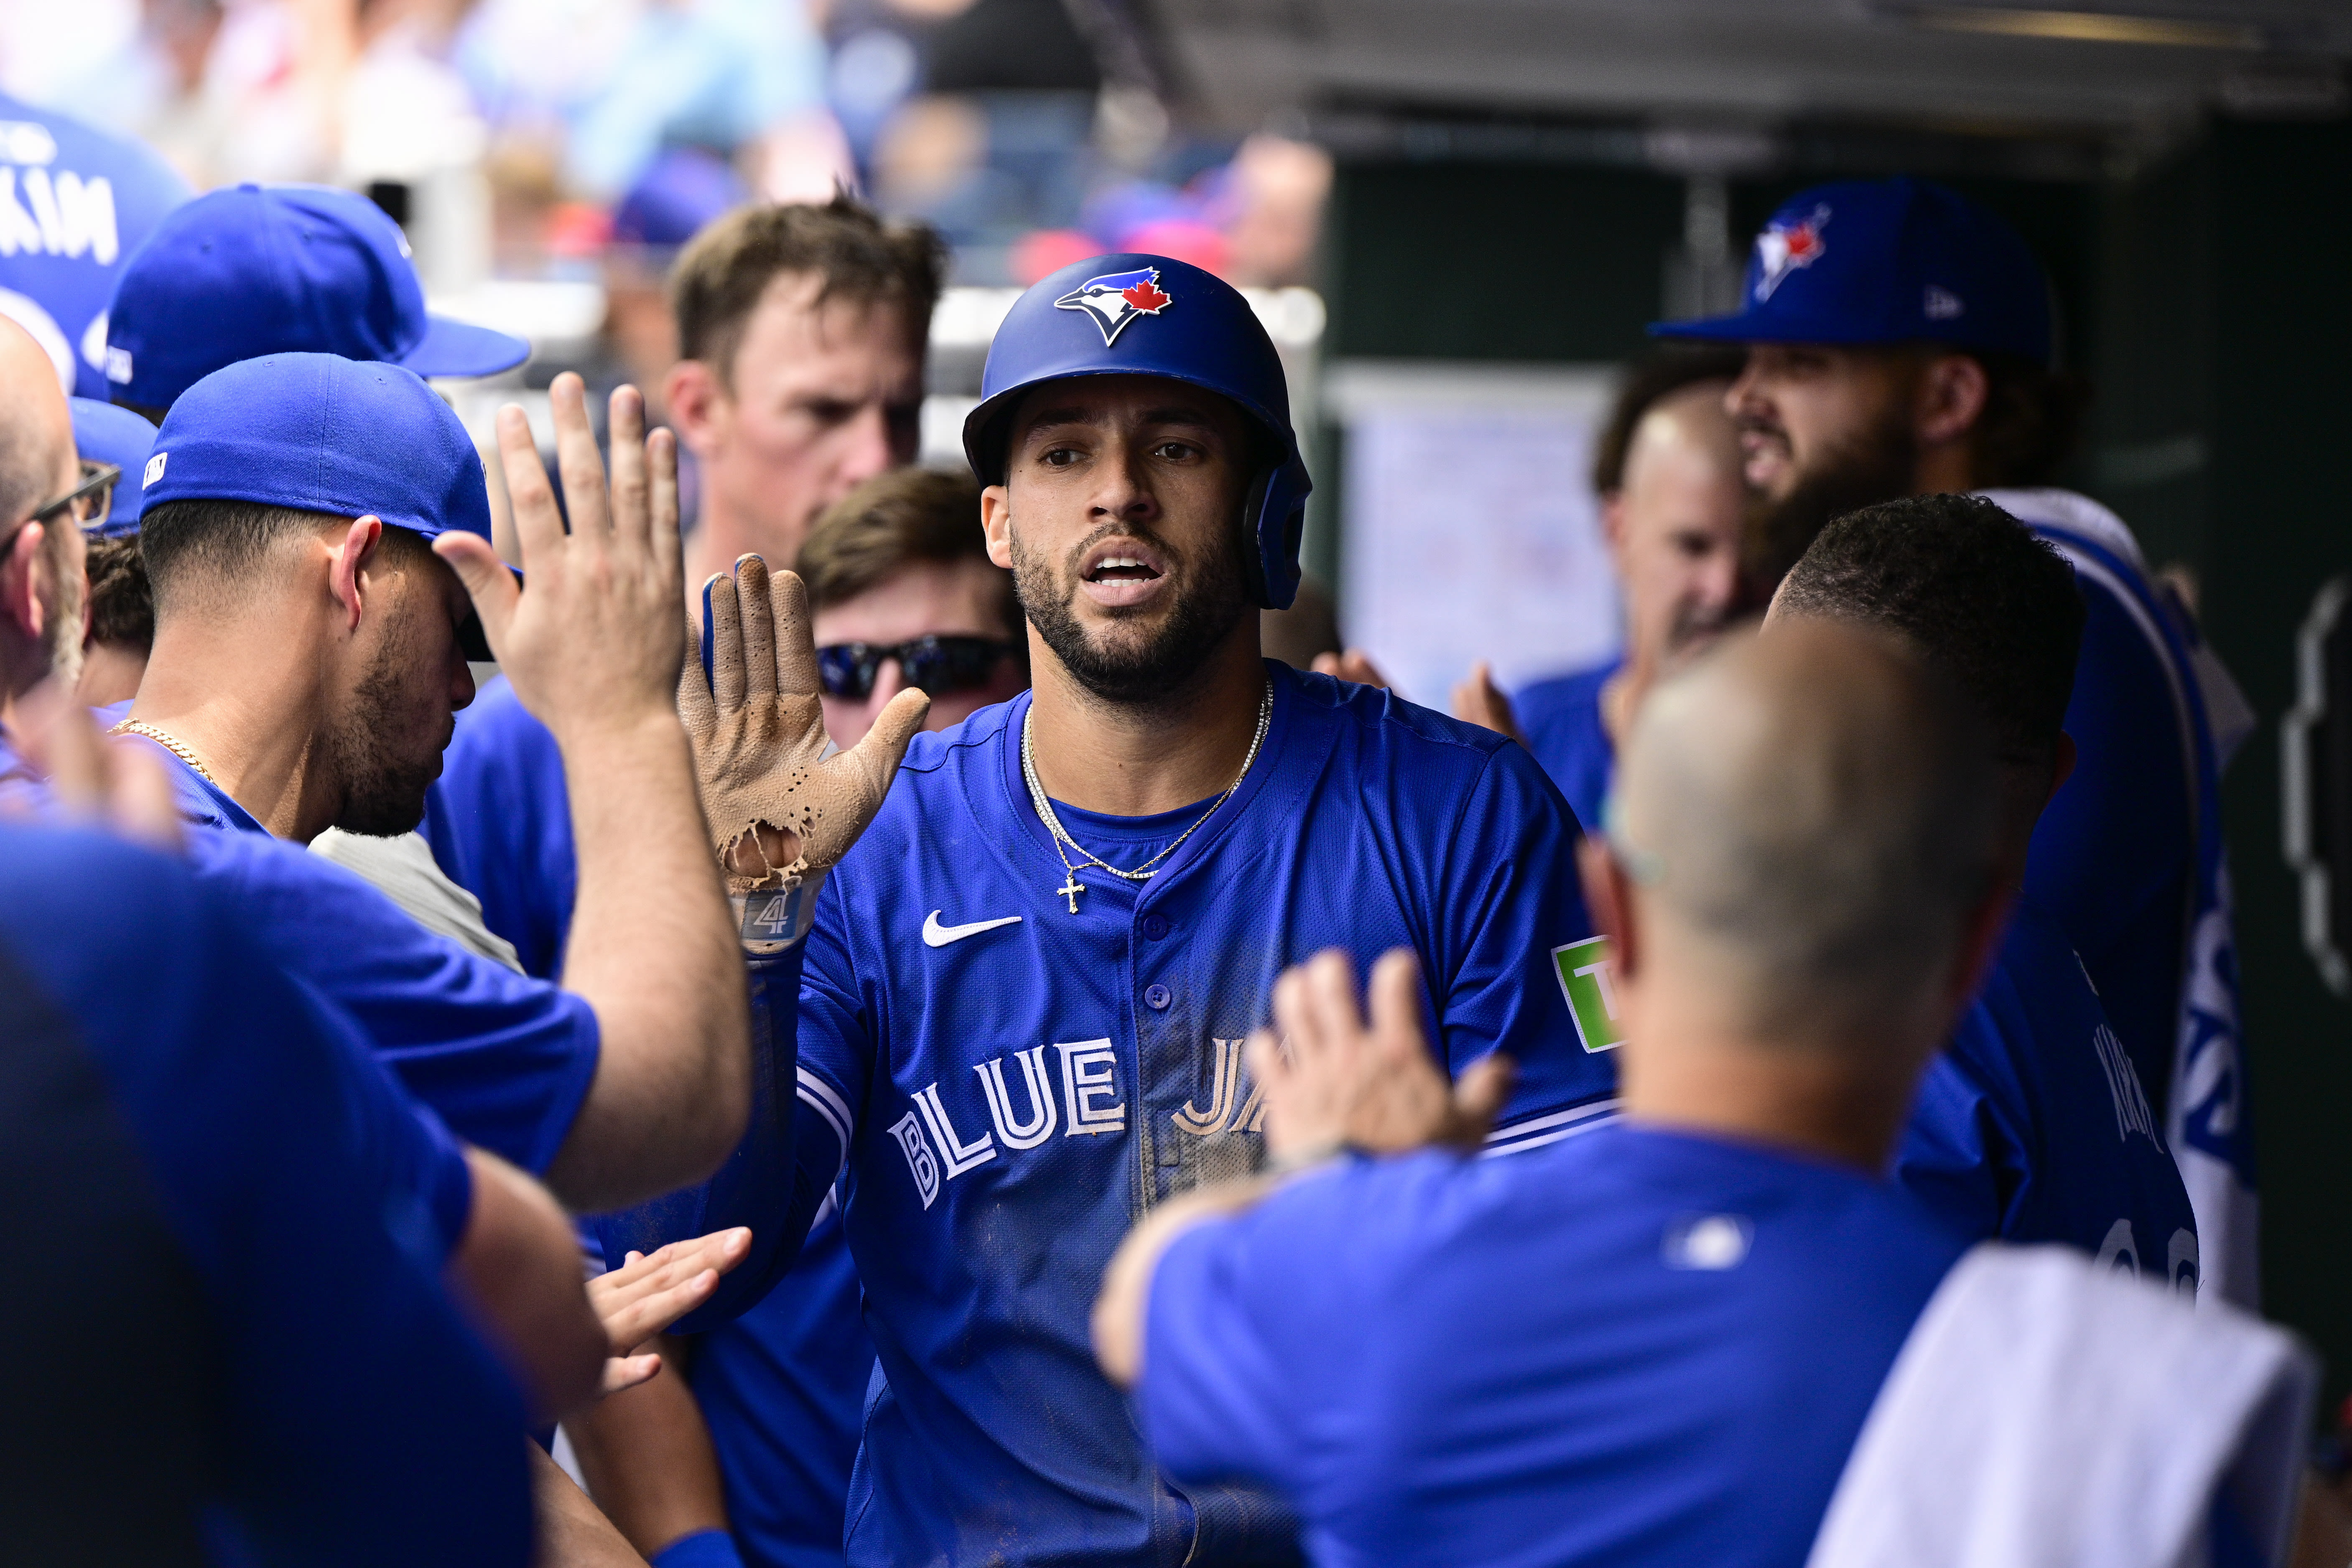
[816,635,1018,700]
[40,460,121,533]
[0,459,120,561]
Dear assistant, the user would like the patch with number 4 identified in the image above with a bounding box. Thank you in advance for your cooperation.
[1552,937,1626,1053]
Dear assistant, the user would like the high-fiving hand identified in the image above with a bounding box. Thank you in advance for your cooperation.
[682,554,929,893]
[1247,948,1515,1167]
[434,374,685,745]
[588,1226,752,1398]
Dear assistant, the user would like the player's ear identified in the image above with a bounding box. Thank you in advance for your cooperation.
[665,359,725,458]
[981,485,1014,570]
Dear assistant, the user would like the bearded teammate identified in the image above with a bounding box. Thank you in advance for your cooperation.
[1653,177,2256,1300]
[601,254,1613,1567]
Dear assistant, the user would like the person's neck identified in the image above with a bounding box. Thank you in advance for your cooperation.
[130,611,341,842]
[1615,984,1924,1173]
[1025,620,1268,817]
[682,485,786,603]
[1912,441,1977,497]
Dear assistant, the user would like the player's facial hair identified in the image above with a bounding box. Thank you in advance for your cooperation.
[1744,403,1919,591]
[1009,512,1250,706]
[328,589,443,836]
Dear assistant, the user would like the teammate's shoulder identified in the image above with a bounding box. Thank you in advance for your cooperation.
[1285,663,1514,767]
[0,94,188,196]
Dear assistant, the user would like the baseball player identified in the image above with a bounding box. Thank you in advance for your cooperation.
[1654,177,2256,1299]
[600,253,1613,1567]
[1770,494,2198,1279]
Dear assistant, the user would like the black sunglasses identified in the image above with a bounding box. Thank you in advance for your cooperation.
[816,635,1017,700]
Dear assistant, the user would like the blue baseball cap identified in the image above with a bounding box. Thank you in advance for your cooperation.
[106,184,530,411]
[68,396,157,536]
[141,353,497,652]
[611,146,747,251]
[1651,177,2054,366]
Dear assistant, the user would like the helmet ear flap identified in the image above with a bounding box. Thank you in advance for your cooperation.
[1239,466,1278,609]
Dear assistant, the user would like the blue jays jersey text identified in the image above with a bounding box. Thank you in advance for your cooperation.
[608,663,1611,1568]
[1899,901,2199,1287]
[1142,1125,1967,1568]
[0,96,187,399]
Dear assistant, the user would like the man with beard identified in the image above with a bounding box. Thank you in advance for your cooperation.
[1503,349,1746,829]
[596,254,1613,1568]
[1653,177,2258,1302]
[0,319,94,764]
[109,352,925,1224]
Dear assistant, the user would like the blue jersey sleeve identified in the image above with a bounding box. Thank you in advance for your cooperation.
[423,676,578,981]
[1433,740,1613,1146]
[595,875,866,1328]
[1893,1035,2020,1243]
[1142,1161,1403,1497]
[183,824,601,1176]
[0,824,531,1565]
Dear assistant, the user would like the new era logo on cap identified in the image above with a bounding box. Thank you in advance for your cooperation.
[143,451,166,488]
[1054,267,1172,347]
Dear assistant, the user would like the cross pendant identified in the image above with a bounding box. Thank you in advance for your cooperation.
[1056,872,1086,914]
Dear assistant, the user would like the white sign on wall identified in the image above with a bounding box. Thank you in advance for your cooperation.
[1330,361,1623,710]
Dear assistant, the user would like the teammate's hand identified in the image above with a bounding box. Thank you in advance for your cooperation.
[1310,648,1391,690]
[3,679,181,850]
[1450,660,1525,745]
[682,554,928,892]
[1248,948,1514,1165]
[587,1226,752,1397]
[435,375,685,745]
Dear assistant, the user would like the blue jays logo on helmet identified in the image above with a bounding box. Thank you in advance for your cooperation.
[1753,204,1830,302]
[1053,267,1172,347]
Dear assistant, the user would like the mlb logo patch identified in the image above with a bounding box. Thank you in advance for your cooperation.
[1054,267,1172,347]
[1753,204,1830,302]
[1551,936,1626,1053]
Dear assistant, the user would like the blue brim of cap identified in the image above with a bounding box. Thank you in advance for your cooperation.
[1651,311,1972,348]
[399,313,531,380]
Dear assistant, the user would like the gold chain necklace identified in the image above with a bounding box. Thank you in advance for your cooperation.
[109,718,221,786]
[1020,681,1274,915]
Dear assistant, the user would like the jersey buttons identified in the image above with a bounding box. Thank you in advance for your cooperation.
[1140,913,1170,941]
[1143,984,1172,1011]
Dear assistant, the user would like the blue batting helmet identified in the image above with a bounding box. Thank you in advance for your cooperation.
[962,253,1312,610]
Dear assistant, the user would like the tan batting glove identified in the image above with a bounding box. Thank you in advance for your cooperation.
[680,554,928,946]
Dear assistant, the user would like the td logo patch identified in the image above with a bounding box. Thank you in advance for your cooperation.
[1054,267,1172,347]
[1551,936,1626,1053]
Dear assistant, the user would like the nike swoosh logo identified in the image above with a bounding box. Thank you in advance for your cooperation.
[922,910,1024,948]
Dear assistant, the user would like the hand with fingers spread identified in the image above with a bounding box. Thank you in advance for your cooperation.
[587,1226,752,1397]
[1248,948,1516,1167]
[683,554,930,894]
[433,374,685,742]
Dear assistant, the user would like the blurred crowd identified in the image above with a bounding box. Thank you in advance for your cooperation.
[0,0,1329,291]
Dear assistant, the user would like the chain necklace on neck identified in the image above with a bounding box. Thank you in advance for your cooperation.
[1021,681,1273,915]
[109,718,220,786]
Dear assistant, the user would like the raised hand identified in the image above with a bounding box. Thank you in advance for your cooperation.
[1246,948,1514,1166]
[434,375,685,745]
[1450,660,1525,745]
[681,553,928,893]
[587,1226,752,1397]
[1310,648,1392,690]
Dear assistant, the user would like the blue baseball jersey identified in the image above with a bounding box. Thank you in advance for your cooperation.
[1142,1124,1968,1568]
[426,676,881,1562]
[0,95,187,400]
[425,673,578,981]
[1985,487,2255,1301]
[604,662,1613,1568]
[131,737,602,1176]
[1899,900,2199,1286]
[693,1206,873,1568]
[0,821,529,1566]
[1514,655,1618,831]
